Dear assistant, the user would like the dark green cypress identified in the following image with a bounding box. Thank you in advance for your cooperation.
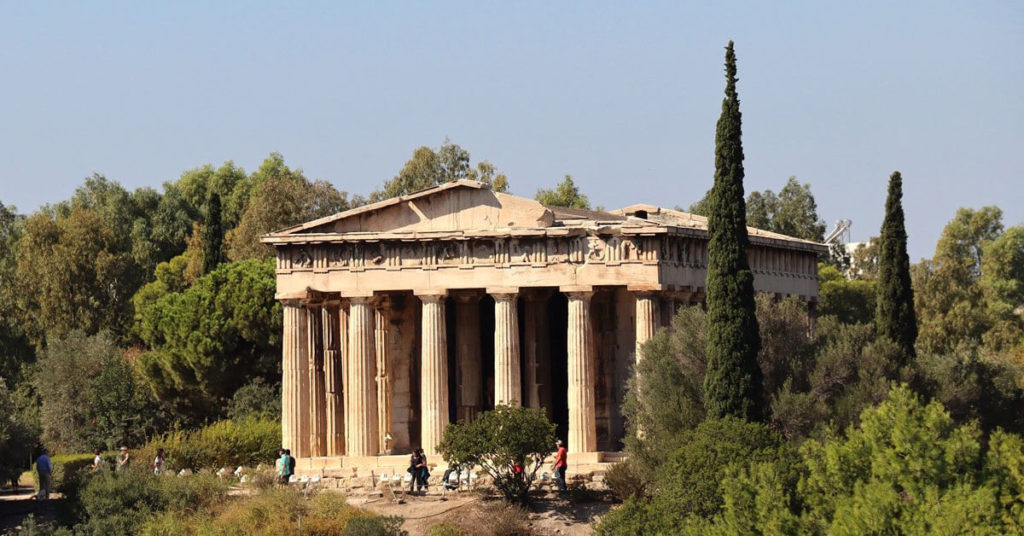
[875,171,917,360]
[703,41,764,421]
[202,193,224,274]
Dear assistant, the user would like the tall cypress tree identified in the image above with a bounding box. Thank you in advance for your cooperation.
[876,171,917,360]
[703,41,764,421]
[202,193,224,274]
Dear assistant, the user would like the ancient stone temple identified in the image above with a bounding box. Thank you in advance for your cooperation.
[262,180,825,465]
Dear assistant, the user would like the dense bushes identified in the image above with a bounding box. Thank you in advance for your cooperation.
[140,487,406,536]
[136,418,281,472]
[600,386,1024,534]
[70,470,228,536]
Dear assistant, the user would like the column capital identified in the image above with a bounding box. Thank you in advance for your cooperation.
[560,285,594,295]
[342,290,376,299]
[415,289,447,302]
[280,298,304,308]
[486,287,519,298]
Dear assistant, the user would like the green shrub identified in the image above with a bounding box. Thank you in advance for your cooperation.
[342,516,407,536]
[603,460,646,502]
[437,405,556,505]
[47,452,116,495]
[72,469,228,536]
[427,522,465,536]
[137,418,280,472]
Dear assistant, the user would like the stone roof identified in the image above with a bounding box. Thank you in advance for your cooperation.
[262,180,826,254]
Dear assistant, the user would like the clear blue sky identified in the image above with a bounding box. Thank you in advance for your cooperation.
[1,1,1021,260]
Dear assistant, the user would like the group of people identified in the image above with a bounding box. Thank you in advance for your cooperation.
[89,446,133,472]
[265,437,568,494]
[276,448,296,483]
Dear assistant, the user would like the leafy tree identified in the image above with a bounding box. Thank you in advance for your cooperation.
[370,140,509,202]
[691,176,825,243]
[597,418,793,535]
[979,226,1024,357]
[915,206,1003,355]
[848,236,880,279]
[817,263,876,325]
[225,154,351,261]
[0,201,34,384]
[437,404,556,504]
[137,259,281,422]
[875,171,918,362]
[201,193,223,274]
[703,41,764,422]
[0,379,37,487]
[226,378,281,421]
[32,330,153,452]
[534,174,591,209]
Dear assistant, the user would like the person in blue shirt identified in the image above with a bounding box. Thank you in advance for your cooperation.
[36,448,52,500]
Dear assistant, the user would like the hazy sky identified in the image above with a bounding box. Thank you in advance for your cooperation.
[1,1,1021,260]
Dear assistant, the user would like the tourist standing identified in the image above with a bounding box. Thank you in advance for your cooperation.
[416,449,430,492]
[285,449,295,477]
[116,447,130,471]
[35,449,52,500]
[153,448,165,475]
[91,449,104,472]
[278,448,293,484]
[408,450,422,492]
[552,439,567,491]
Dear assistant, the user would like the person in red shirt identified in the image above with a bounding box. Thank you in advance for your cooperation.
[552,439,567,491]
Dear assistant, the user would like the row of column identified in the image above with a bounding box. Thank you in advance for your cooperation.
[281,288,664,458]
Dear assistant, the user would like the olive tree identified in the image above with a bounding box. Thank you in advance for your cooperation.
[437,404,556,504]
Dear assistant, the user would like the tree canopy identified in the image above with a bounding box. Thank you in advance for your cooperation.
[369,139,509,202]
[534,174,591,209]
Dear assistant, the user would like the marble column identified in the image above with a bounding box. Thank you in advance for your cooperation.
[281,300,310,457]
[323,302,344,456]
[307,304,327,457]
[491,290,521,407]
[523,289,552,415]
[634,292,660,363]
[454,292,482,422]
[418,292,449,456]
[346,296,379,457]
[375,298,393,454]
[566,290,597,453]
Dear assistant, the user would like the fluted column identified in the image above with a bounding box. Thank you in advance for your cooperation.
[346,296,379,457]
[634,292,660,363]
[454,292,482,422]
[524,289,552,415]
[307,304,327,457]
[375,298,392,454]
[491,289,521,407]
[323,302,344,456]
[418,291,449,456]
[281,300,310,457]
[565,289,597,453]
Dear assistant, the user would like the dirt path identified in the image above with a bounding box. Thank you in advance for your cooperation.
[350,490,613,536]
[0,487,65,534]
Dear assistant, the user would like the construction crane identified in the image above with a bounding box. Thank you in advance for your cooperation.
[824,219,852,245]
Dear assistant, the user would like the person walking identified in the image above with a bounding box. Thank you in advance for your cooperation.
[35,449,52,500]
[552,439,567,492]
[116,447,130,471]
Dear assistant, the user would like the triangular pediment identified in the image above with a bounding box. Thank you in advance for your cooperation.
[269,180,555,236]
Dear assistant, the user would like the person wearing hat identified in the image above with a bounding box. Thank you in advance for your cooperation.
[116,447,130,471]
[552,439,567,491]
